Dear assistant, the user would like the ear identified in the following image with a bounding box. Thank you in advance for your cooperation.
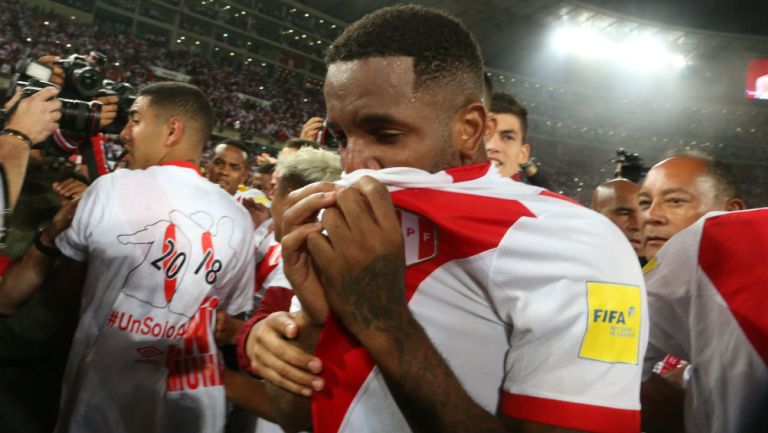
[518,143,531,164]
[484,113,497,143]
[725,197,747,211]
[453,102,487,165]
[163,117,184,148]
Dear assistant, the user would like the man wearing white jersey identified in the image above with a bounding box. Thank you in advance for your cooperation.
[642,208,768,433]
[54,82,255,433]
[245,6,648,433]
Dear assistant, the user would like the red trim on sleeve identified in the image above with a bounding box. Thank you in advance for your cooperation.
[161,160,203,176]
[501,393,640,433]
[444,162,491,183]
[539,190,583,206]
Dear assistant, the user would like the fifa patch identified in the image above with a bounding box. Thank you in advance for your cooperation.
[396,209,438,266]
[579,282,642,364]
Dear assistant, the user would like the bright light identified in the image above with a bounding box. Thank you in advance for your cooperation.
[551,24,689,71]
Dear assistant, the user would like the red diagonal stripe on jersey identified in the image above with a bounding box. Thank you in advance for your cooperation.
[312,188,535,433]
[255,243,282,292]
[699,209,768,365]
[163,224,177,303]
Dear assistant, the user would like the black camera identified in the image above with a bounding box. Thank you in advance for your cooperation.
[57,52,106,99]
[18,79,102,136]
[99,80,137,135]
[612,148,649,183]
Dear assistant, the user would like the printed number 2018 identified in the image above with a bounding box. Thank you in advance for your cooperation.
[151,239,222,284]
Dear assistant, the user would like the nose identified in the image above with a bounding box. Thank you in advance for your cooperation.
[119,123,130,144]
[341,139,381,173]
[642,199,667,228]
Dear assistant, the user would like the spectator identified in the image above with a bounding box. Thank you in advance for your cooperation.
[206,142,250,196]
[251,162,275,196]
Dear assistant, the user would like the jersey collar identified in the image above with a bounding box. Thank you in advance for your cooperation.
[161,160,202,176]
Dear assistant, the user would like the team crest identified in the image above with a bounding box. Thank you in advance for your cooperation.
[396,209,438,266]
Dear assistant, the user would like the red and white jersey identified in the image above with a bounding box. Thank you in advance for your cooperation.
[643,209,768,433]
[55,162,255,433]
[253,231,289,309]
[311,163,648,433]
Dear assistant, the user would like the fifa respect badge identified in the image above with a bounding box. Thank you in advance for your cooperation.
[579,282,642,364]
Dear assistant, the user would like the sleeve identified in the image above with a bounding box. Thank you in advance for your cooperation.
[55,174,112,262]
[489,207,647,433]
[641,220,702,379]
[219,215,256,317]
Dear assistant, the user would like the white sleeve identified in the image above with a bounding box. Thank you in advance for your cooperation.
[55,174,112,261]
[489,208,647,431]
[641,219,702,379]
[220,216,256,316]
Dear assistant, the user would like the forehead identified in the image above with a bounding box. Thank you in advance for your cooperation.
[493,113,523,132]
[130,95,152,114]
[642,158,710,191]
[214,145,247,163]
[324,57,417,115]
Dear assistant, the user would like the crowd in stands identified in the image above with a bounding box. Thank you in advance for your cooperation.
[0,0,325,146]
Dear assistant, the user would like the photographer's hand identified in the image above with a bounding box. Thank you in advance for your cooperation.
[95,95,119,128]
[300,117,324,142]
[38,55,65,87]
[6,86,62,144]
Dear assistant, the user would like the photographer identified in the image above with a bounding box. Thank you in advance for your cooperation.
[0,86,62,214]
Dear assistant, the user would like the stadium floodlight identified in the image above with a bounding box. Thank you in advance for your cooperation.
[552,24,688,71]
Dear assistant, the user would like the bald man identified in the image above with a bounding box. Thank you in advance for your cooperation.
[592,178,642,257]
[637,154,746,260]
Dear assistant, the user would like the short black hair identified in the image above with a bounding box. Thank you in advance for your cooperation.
[663,149,741,200]
[255,163,275,175]
[326,4,483,98]
[217,140,251,161]
[491,92,528,142]
[139,82,215,146]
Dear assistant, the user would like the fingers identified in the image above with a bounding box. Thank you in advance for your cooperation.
[282,182,338,235]
[3,87,22,111]
[5,86,62,144]
[353,176,400,229]
[246,312,323,396]
[39,55,65,87]
[300,116,324,141]
[53,179,87,200]
[280,222,324,261]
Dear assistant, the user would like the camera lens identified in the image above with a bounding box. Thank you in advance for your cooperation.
[59,98,102,135]
[71,67,102,97]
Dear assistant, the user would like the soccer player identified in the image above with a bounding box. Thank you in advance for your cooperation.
[247,5,647,433]
[642,208,768,433]
[207,142,251,196]
[485,92,550,187]
[53,82,255,432]
[592,178,643,258]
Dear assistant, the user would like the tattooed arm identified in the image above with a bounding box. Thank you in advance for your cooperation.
[304,177,584,433]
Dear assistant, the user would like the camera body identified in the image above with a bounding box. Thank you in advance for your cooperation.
[18,79,103,136]
[99,80,137,134]
[57,52,106,99]
[612,148,649,183]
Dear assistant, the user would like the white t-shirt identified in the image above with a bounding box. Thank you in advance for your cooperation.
[309,163,648,433]
[55,162,255,433]
[643,208,768,433]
